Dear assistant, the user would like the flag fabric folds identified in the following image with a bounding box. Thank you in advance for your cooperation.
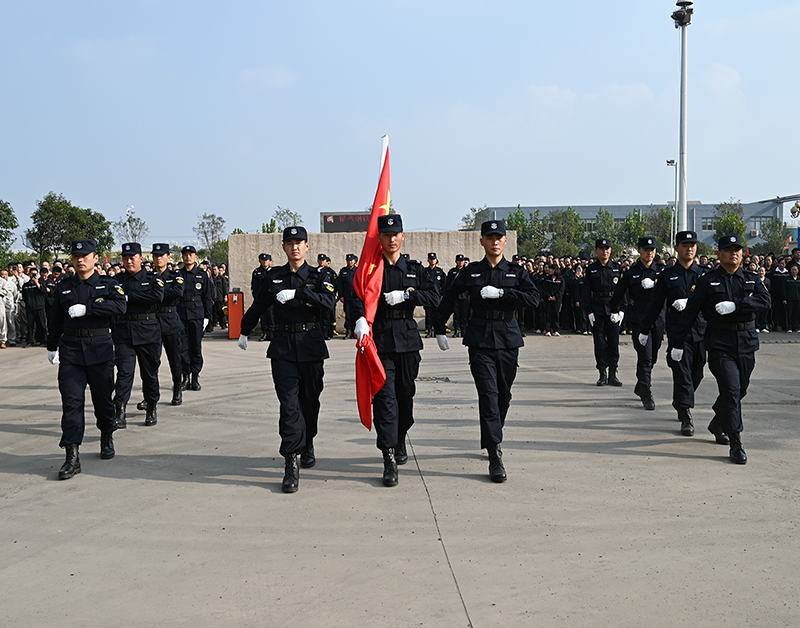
[353,137,390,430]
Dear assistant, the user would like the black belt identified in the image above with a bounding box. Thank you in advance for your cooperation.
[274,322,318,332]
[471,310,516,320]
[709,320,755,331]
[121,313,157,321]
[63,328,110,337]
[182,296,202,302]
[593,291,614,298]
[376,310,414,320]
[158,306,177,313]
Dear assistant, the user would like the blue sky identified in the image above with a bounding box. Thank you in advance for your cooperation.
[2,1,798,248]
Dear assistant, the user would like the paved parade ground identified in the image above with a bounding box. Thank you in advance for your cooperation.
[2,332,799,627]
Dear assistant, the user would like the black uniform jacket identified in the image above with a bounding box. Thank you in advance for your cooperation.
[586,259,624,316]
[352,256,440,353]
[46,271,127,366]
[157,268,186,336]
[641,261,706,342]
[337,265,357,300]
[113,269,166,346]
[251,266,270,298]
[422,265,447,298]
[783,275,800,301]
[540,275,565,304]
[22,279,47,309]
[610,260,664,331]
[446,266,469,301]
[673,265,771,353]
[240,261,336,362]
[178,265,213,321]
[435,257,539,349]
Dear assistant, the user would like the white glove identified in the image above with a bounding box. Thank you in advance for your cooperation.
[354,317,370,343]
[637,333,650,346]
[436,334,451,351]
[588,313,595,327]
[715,301,736,315]
[641,278,655,289]
[384,290,406,306]
[238,334,248,351]
[610,312,624,325]
[276,289,296,304]
[68,304,87,318]
[203,318,210,329]
[48,350,60,365]
[480,286,504,299]
[671,298,688,311]
[670,347,684,362]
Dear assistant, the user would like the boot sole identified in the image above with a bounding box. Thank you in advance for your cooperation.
[101,453,115,460]
[282,483,299,493]
[58,467,81,480]
[383,477,398,487]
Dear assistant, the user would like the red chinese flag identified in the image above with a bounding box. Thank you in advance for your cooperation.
[353,137,390,429]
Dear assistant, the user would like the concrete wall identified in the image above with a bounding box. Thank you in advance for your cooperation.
[229,230,517,318]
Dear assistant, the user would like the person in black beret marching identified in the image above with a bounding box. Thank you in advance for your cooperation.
[422,252,447,338]
[587,238,625,386]
[178,245,213,391]
[238,227,336,493]
[46,239,127,479]
[337,253,359,339]
[435,220,539,482]
[670,235,771,463]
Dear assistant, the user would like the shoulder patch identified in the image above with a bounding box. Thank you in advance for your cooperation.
[156,277,165,287]
[176,277,184,284]
[323,281,335,292]
[115,285,125,295]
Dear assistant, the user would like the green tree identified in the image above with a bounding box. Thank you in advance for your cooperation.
[193,213,227,263]
[714,198,745,219]
[0,198,19,259]
[231,228,245,235]
[549,207,585,256]
[759,217,791,255]
[211,238,228,266]
[460,205,491,230]
[586,208,624,254]
[112,209,149,245]
[646,205,673,252]
[273,206,303,230]
[528,208,549,255]
[261,220,277,233]
[713,210,747,245]
[617,208,648,249]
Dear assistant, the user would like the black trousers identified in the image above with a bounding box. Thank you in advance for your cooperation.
[271,359,325,455]
[591,314,620,369]
[212,300,227,328]
[342,298,356,332]
[631,324,663,389]
[372,351,421,450]
[26,307,47,344]
[786,300,800,330]
[180,317,204,375]
[666,338,705,409]
[453,299,470,331]
[707,349,756,435]
[543,301,561,332]
[58,360,116,447]
[114,341,162,406]
[424,306,437,332]
[469,347,518,450]
[162,332,182,386]
[259,305,275,335]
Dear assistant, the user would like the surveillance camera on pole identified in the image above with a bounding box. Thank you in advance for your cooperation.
[671,0,693,232]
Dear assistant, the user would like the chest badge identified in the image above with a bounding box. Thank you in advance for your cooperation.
[195,282,202,290]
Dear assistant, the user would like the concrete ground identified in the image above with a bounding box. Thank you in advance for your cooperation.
[1,331,799,627]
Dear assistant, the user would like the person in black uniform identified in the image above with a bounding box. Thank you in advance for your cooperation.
[46,239,127,480]
[610,236,664,410]
[540,263,564,336]
[316,254,338,339]
[112,243,165,428]
[670,235,771,464]
[238,226,336,493]
[587,238,625,386]
[337,253,358,339]
[251,253,275,341]
[640,231,708,435]
[435,220,539,482]
[22,267,48,345]
[353,215,440,487]
[422,252,447,337]
[178,245,212,391]
[446,254,469,337]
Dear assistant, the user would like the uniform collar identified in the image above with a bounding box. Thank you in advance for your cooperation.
[384,255,409,272]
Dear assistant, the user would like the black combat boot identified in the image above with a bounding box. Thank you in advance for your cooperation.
[59,443,81,480]
[382,448,398,487]
[282,453,299,493]
[596,368,608,386]
[145,403,157,426]
[728,432,747,464]
[708,424,730,445]
[678,407,694,436]
[395,435,408,465]
[642,388,656,411]
[100,432,115,459]
[171,384,182,406]
[114,401,127,429]
[487,445,507,483]
[300,440,316,468]
[180,373,189,391]
[607,367,623,386]
[190,373,201,391]
[136,399,148,411]
[633,382,645,399]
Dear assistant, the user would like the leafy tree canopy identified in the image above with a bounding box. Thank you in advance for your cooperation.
[272,206,303,230]
[0,198,19,254]
[112,209,149,246]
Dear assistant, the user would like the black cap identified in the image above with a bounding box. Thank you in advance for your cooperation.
[428,252,437,260]
[455,254,465,261]
[377,214,403,233]
[317,253,326,260]
[481,220,506,236]
[182,245,197,254]
[718,234,744,250]
[512,254,521,261]
[258,253,272,261]
[595,238,611,248]
[121,242,142,256]
[637,236,656,249]
[152,243,170,255]
[71,239,97,255]
[346,253,357,261]
[675,230,697,244]
[282,226,308,241]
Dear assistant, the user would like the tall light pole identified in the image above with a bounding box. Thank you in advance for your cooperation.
[667,159,678,249]
[672,0,693,232]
